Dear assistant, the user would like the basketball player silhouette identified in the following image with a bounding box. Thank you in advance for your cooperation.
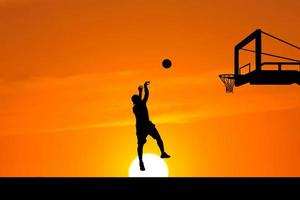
[131,81,170,171]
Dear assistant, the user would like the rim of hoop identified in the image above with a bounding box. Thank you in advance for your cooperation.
[219,74,235,79]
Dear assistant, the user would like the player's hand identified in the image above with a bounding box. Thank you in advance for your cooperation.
[144,81,150,87]
[138,85,143,91]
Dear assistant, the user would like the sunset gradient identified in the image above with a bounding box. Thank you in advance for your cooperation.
[0,0,299,176]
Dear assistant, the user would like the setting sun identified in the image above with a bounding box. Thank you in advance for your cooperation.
[129,153,169,177]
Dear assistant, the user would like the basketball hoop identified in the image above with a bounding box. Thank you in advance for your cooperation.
[219,74,235,93]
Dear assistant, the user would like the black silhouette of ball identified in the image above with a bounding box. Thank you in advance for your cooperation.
[162,59,172,69]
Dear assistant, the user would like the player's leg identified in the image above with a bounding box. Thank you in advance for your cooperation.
[150,126,171,158]
[137,133,146,171]
[156,132,165,154]
[137,143,145,171]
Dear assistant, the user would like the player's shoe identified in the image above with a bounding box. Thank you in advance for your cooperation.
[161,152,171,158]
[139,161,145,171]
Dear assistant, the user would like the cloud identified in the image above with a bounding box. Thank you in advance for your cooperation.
[41,120,134,133]
[0,0,53,6]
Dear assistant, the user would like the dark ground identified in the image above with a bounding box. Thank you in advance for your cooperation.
[1,177,300,196]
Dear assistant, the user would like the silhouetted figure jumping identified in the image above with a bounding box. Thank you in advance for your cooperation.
[131,81,170,171]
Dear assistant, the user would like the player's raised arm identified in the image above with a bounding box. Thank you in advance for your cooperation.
[138,85,143,100]
[142,81,150,103]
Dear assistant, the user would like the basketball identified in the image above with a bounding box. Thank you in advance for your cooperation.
[162,59,172,69]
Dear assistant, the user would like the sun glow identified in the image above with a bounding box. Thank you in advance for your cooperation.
[129,153,169,177]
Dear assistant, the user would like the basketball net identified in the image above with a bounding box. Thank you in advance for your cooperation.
[219,74,235,93]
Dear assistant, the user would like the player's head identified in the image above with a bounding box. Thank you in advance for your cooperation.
[131,95,140,105]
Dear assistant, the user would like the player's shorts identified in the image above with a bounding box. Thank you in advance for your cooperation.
[136,121,160,145]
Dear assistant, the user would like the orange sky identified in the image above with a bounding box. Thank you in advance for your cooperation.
[0,0,299,176]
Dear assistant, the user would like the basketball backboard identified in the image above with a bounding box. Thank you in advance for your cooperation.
[234,29,300,86]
